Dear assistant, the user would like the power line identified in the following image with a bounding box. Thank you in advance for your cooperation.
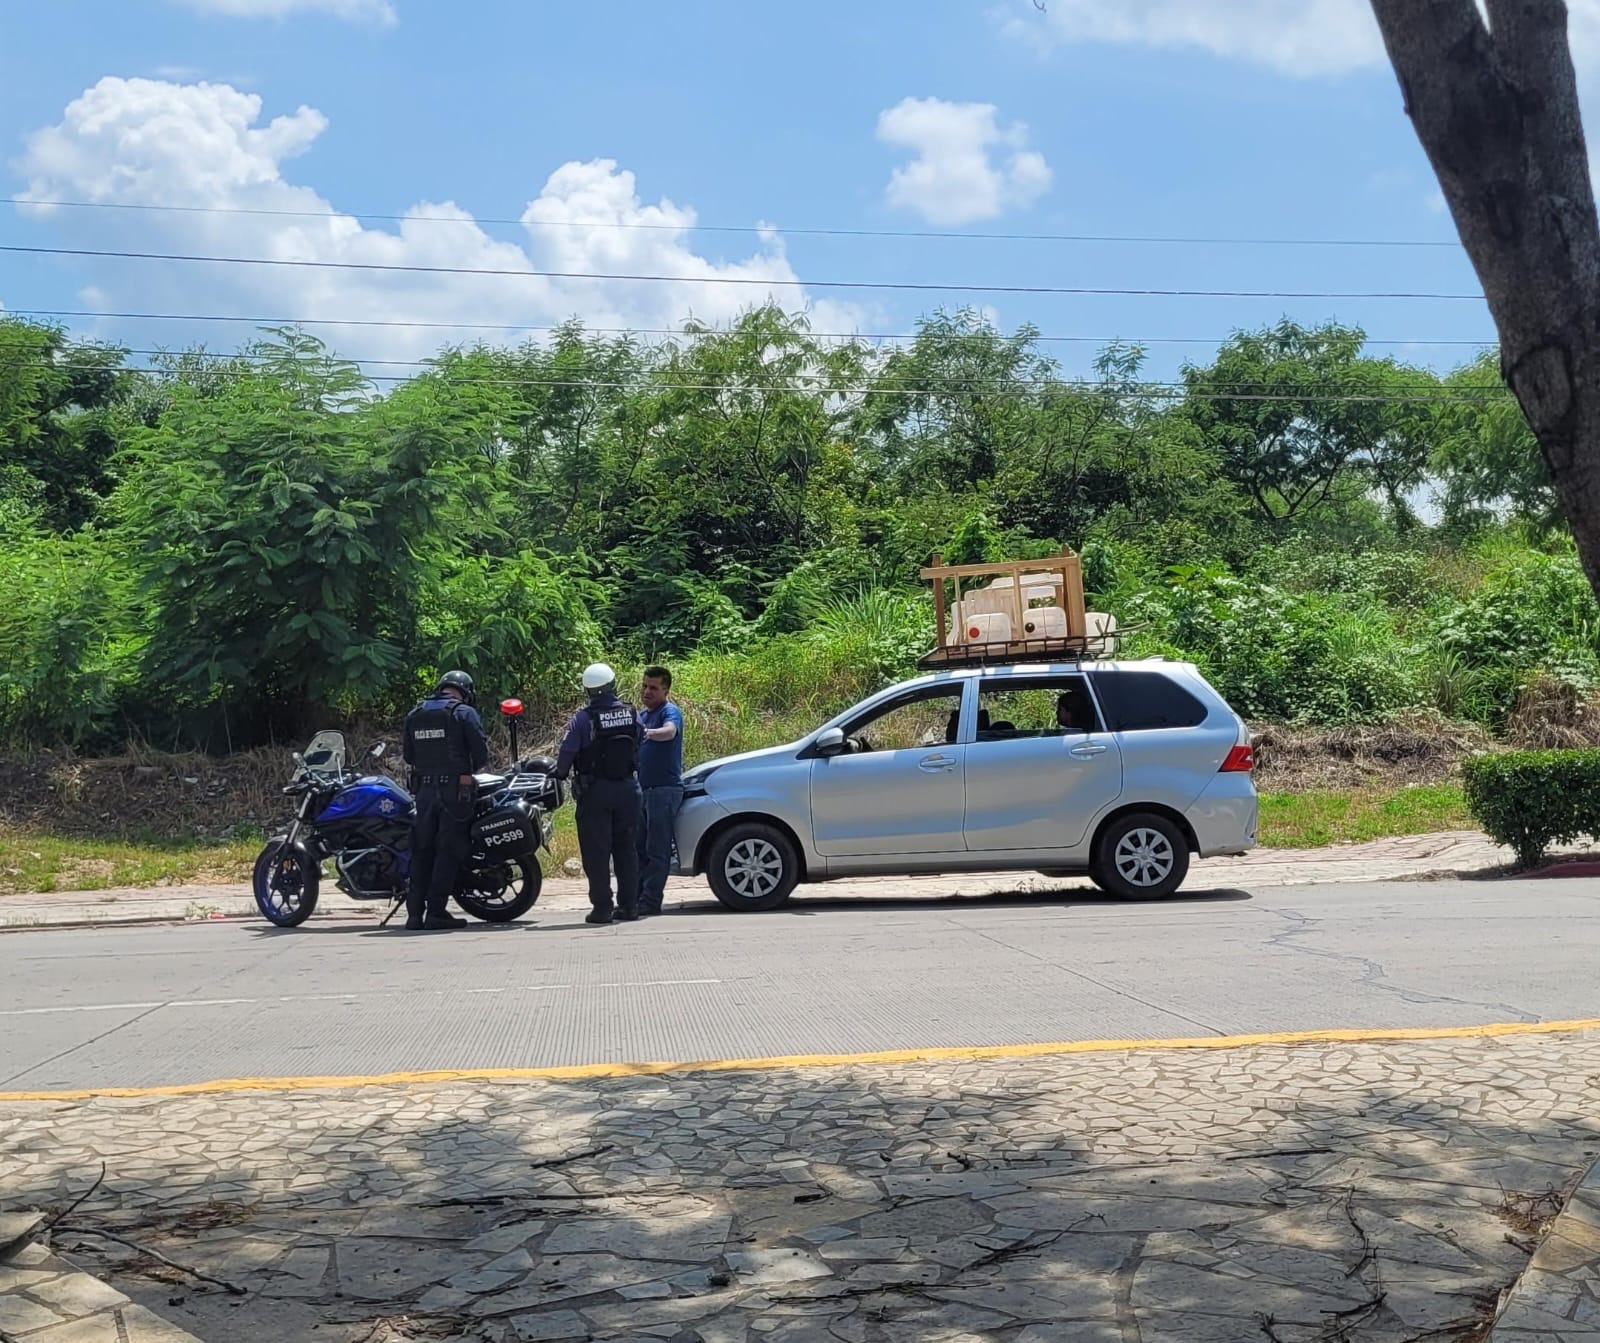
[0,243,1491,301]
[0,351,1511,402]
[0,343,1491,393]
[2,307,1502,349]
[2,196,1467,249]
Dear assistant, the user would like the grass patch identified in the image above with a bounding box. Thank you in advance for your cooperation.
[1257,784,1471,849]
[0,829,259,895]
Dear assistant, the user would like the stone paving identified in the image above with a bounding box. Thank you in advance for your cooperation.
[0,1234,204,1342]
[5,1031,1600,1341]
[1487,1152,1600,1341]
[0,830,1527,930]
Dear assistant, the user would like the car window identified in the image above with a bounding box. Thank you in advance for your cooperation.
[975,676,1099,740]
[844,688,965,752]
[1090,670,1208,731]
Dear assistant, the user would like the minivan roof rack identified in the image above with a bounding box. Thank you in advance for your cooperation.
[916,630,1134,671]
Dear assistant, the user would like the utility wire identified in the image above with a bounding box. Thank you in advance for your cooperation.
[1,307,1501,349]
[0,344,1501,394]
[2,196,1467,249]
[0,352,1511,403]
[0,243,1491,301]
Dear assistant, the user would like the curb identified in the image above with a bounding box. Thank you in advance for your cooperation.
[1520,859,1600,880]
[1484,1158,1600,1339]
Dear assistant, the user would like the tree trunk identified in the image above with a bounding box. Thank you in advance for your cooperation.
[1369,0,1600,594]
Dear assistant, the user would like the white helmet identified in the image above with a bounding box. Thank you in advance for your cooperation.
[582,662,617,693]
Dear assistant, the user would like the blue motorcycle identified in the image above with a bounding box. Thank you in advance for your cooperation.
[252,700,563,928]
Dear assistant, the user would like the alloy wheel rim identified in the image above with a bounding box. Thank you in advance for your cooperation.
[1114,828,1174,887]
[726,838,784,899]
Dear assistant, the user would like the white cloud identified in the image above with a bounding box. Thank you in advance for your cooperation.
[1001,0,1600,80]
[172,0,397,25]
[1001,0,1381,76]
[15,77,866,364]
[876,96,1051,226]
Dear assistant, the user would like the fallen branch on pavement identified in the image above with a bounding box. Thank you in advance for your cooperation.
[55,1224,247,1297]
[1341,1190,1376,1279]
[38,1161,106,1236]
[526,1144,614,1171]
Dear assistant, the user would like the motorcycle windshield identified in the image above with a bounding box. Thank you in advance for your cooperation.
[297,730,348,779]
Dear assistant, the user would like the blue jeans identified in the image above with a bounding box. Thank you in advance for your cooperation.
[637,784,684,913]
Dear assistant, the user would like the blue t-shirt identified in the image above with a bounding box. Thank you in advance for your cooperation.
[638,701,684,788]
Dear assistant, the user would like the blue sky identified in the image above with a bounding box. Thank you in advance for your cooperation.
[0,0,1547,381]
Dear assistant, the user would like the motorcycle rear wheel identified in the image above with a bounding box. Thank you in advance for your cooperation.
[455,855,542,923]
[253,839,321,928]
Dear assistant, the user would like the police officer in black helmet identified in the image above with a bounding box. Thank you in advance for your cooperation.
[555,662,643,926]
[402,669,489,931]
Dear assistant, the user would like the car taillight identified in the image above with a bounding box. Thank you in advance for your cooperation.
[1220,744,1254,773]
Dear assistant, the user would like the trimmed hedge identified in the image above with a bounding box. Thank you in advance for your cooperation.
[1463,749,1600,869]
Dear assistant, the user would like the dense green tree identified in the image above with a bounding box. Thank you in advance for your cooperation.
[857,309,1049,493]
[0,304,1590,746]
[1434,351,1559,530]
[0,317,129,530]
[1182,320,1436,523]
[113,330,478,735]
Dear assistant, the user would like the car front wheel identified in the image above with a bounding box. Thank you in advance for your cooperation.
[706,823,800,912]
[1090,812,1190,900]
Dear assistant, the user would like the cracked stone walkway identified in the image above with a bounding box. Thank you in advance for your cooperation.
[5,1030,1600,1341]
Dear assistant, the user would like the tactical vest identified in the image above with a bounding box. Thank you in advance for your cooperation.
[578,700,638,781]
[406,697,472,777]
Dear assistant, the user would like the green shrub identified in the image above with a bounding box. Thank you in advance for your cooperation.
[1150,567,1425,724]
[1462,749,1600,868]
[0,527,144,745]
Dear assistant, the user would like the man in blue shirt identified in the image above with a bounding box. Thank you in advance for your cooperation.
[636,664,684,917]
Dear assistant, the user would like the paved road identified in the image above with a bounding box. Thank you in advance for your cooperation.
[3,879,1598,1092]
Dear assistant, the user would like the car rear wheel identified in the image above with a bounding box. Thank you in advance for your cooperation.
[1089,813,1189,900]
[707,823,799,912]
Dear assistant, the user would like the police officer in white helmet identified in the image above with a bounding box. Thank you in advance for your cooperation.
[555,662,644,925]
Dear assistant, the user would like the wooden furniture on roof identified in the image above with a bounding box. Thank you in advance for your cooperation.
[918,547,1117,669]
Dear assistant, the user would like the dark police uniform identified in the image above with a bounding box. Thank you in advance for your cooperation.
[556,692,643,922]
[402,692,489,927]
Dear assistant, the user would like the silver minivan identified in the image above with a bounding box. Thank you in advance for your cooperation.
[671,660,1257,911]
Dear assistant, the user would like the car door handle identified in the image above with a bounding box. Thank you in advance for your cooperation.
[1069,742,1109,759]
[918,754,957,773]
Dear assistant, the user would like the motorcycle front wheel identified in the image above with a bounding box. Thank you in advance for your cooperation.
[455,855,542,923]
[253,839,321,928]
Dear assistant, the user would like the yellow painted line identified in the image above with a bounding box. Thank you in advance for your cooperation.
[4,1017,1600,1103]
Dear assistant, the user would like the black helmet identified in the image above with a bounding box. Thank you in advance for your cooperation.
[436,670,475,705]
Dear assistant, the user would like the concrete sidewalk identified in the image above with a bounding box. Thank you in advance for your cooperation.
[0,831,1515,929]
[6,1028,1599,1342]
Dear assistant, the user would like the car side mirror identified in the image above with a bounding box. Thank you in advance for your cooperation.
[815,727,847,757]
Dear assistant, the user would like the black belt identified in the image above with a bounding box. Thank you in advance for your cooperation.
[415,774,470,786]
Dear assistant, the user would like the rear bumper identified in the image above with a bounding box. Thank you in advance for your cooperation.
[1187,774,1258,858]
